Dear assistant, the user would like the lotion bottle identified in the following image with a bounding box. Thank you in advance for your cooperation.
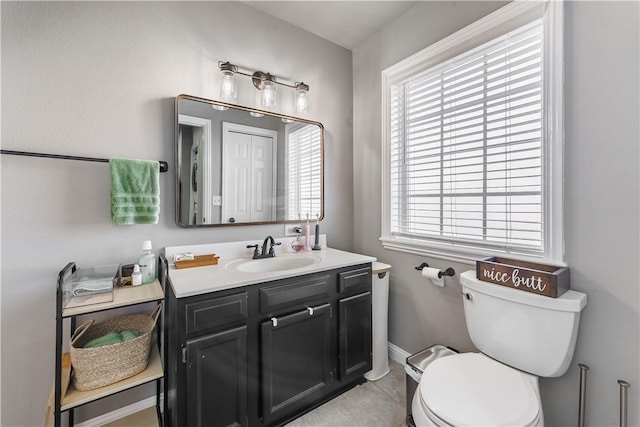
[131,264,143,286]
[139,240,156,284]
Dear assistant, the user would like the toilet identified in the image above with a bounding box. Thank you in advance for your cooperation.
[412,270,587,426]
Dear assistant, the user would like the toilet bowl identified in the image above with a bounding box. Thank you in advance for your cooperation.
[410,271,587,427]
[411,353,543,426]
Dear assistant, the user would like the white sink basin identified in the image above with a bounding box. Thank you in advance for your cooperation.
[228,255,321,273]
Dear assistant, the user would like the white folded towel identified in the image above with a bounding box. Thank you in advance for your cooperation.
[71,279,113,296]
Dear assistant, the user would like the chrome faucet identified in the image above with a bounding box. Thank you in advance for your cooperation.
[246,236,282,259]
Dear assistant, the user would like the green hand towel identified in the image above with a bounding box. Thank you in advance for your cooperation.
[109,158,160,225]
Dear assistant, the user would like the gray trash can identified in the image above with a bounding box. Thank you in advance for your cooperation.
[405,344,457,427]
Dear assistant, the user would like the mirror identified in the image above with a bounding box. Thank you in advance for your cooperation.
[175,94,324,227]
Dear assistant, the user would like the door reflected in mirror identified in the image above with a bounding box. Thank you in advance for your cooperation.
[176,95,324,227]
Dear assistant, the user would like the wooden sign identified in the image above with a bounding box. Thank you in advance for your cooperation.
[476,257,570,298]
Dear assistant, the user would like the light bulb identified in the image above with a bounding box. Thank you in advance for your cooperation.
[220,70,237,102]
[261,75,277,109]
[295,82,309,114]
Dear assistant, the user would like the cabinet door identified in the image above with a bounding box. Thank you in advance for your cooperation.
[338,291,372,380]
[186,325,248,427]
[261,303,332,425]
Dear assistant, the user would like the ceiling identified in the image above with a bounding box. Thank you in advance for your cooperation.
[243,1,419,50]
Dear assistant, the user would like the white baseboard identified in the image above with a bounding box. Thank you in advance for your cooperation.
[388,342,411,366]
[75,395,158,427]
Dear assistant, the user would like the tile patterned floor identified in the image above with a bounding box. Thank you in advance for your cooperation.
[104,361,407,427]
[286,360,407,427]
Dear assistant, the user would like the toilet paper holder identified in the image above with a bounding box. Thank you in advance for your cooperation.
[414,262,456,278]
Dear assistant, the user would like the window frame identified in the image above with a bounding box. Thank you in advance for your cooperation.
[380,0,564,265]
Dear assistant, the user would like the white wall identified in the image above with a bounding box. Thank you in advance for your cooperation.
[0,2,354,425]
[353,1,639,426]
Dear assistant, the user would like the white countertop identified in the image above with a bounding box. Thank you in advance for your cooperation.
[165,238,376,298]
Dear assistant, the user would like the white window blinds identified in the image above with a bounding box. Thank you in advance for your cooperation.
[390,19,545,256]
[286,123,322,220]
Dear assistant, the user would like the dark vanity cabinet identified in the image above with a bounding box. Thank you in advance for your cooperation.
[163,262,372,427]
[185,325,248,427]
[337,267,373,381]
[260,303,332,425]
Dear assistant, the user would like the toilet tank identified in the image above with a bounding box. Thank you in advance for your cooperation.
[460,270,587,377]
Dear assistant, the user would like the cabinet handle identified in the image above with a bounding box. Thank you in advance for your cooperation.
[271,317,278,327]
[307,307,314,316]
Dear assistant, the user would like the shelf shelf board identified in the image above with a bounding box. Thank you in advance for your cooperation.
[61,347,163,411]
[63,280,164,318]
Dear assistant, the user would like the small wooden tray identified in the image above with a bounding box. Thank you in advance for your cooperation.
[175,254,219,269]
[476,256,569,298]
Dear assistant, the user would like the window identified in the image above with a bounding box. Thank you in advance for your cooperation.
[381,1,563,263]
[285,123,323,220]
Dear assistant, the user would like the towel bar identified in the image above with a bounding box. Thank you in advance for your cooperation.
[0,149,169,173]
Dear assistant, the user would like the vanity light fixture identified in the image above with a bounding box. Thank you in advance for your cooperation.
[218,61,310,114]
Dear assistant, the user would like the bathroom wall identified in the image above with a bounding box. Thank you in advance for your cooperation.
[0,2,353,425]
[353,1,639,426]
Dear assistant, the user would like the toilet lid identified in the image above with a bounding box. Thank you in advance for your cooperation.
[420,353,539,426]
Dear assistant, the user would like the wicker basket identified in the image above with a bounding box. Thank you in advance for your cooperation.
[69,304,162,391]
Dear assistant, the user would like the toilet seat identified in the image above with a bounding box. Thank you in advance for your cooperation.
[418,353,540,426]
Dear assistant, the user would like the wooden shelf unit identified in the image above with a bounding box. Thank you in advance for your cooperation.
[49,262,165,427]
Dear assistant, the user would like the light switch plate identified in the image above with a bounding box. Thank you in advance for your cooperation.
[212,196,222,206]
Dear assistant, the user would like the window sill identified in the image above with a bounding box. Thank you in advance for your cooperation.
[379,236,565,267]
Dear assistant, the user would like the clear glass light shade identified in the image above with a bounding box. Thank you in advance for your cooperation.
[295,87,309,114]
[220,70,237,102]
[261,80,277,109]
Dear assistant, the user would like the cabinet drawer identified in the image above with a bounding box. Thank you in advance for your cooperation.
[338,267,371,294]
[260,275,330,314]
[185,292,248,334]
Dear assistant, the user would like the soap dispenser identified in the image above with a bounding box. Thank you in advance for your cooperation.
[139,240,156,284]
